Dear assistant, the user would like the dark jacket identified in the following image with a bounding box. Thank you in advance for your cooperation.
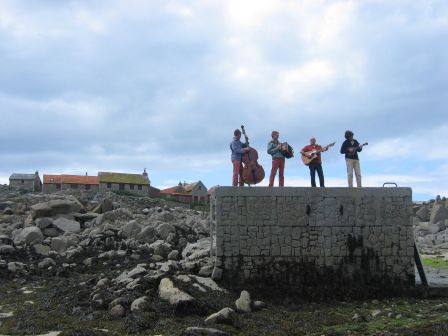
[340,139,362,160]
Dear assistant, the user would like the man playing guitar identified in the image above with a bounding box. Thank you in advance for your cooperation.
[340,130,367,187]
[300,137,329,187]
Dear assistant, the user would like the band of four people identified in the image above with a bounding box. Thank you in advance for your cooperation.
[230,129,365,188]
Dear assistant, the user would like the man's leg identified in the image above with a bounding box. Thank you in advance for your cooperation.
[353,160,362,187]
[317,164,325,187]
[278,158,285,186]
[269,159,279,186]
[346,159,354,187]
[309,164,317,187]
[232,160,240,186]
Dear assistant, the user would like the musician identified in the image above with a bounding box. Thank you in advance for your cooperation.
[340,130,362,187]
[267,131,285,186]
[300,137,327,187]
[230,129,250,186]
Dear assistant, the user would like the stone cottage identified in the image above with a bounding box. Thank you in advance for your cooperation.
[42,174,99,193]
[160,181,208,204]
[98,170,150,196]
[9,171,42,192]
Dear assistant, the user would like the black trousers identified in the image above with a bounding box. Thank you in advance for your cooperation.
[308,163,325,187]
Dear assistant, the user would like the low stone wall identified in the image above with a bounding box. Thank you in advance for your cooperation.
[210,187,414,290]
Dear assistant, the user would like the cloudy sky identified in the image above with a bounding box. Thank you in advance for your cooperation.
[0,0,447,200]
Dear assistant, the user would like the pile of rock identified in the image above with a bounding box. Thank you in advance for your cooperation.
[414,195,448,254]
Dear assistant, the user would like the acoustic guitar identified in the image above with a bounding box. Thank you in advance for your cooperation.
[301,142,336,165]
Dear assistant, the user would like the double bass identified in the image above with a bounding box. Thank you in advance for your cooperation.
[241,125,265,185]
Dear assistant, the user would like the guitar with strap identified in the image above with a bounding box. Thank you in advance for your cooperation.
[301,142,336,165]
[241,125,265,185]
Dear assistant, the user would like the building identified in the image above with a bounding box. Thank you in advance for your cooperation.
[42,174,99,193]
[160,181,208,204]
[9,171,42,192]
[98,170,150,195]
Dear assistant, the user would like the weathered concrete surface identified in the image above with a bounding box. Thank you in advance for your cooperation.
[211,187,414,290]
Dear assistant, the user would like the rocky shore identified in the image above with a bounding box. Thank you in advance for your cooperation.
[1,187,448,335]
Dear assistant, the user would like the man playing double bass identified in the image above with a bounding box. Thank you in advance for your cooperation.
[267,131,285,187]
[230,129,250,186]
[300,137,328,187]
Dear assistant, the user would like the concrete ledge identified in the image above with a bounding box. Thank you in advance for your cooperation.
[211,187,414,291]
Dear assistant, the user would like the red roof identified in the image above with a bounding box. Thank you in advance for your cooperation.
[43,174,99,185]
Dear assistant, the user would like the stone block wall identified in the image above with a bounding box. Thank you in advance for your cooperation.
[211,187,414,289]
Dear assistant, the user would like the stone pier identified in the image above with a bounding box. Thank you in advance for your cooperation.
[210,187,414,290]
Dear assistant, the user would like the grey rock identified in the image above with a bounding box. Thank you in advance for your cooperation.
[199,264,214,277]
[235,290,251,313]
[18,226,44,245]
[122,220,142,239]
[35,217,54,229]
[128,265,147,278]
[38,257,56,269]
[31,199,82,218]
[42,227,61,237]
[130,296,149,312]
[0,244,15,255]
[51,237,66,253]
[53,217,80,233]
[158,277,195,307]
[137,226,156,243]
[3,207,14,215]
[156,223,176,240]
[253,300,267,310]
[416,206,430,222]
[92,198,114,214]
[110,304,125,319]
[183,327,228,336]
[211,267,223,281]
[149,240,172,259]
[168,250,180,260]
[205,307,236,326]
[182,238,211,261]
[33,244,50,256]
[430,203,448,224]
[8,261,27,274]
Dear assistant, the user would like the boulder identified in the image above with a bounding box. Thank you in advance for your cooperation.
[33,244,50,256]
[158,278,195,308]
[53,217,81,233]
[149,240,172,259]
[235,290,251,313]
[0,244,15,255]
[18,227,44,245]
[51,237,67,253]
[92,198,114,214]
[205,307,236,326]
[130,296,150,312]
[182,327,228,336]
[31,199,82,218]
[430,203,448,224]
[122,220,142,239]
[38,257,56,269]
[416,206,430,222]
[110,304,125,319]
[35,217,54,229]
[156,223,176,240]
[182,238,211,261]
[137,226,156,243]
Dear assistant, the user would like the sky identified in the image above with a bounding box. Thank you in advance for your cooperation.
[0,0,447,201]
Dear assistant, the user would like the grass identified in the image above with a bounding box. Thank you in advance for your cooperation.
[422,256,448,268]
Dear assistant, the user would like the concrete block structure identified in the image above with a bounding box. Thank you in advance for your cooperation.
[210,187,414,290]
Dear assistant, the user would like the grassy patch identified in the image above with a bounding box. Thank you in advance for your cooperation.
[422,256,448,268]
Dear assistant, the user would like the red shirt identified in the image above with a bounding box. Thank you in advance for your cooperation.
[301,144,323,164]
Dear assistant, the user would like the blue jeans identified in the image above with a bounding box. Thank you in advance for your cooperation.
[308,163,325,187]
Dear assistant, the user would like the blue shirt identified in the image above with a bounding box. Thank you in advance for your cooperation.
[230,137,248,161]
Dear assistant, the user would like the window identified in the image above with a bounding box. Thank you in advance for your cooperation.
[56,184,61,190]
[138,185,142,190]
[119,184,124,190]
[85,184,91,190]
[130,184,135,190]
[107,183,111,189]
[70,184,78,189]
